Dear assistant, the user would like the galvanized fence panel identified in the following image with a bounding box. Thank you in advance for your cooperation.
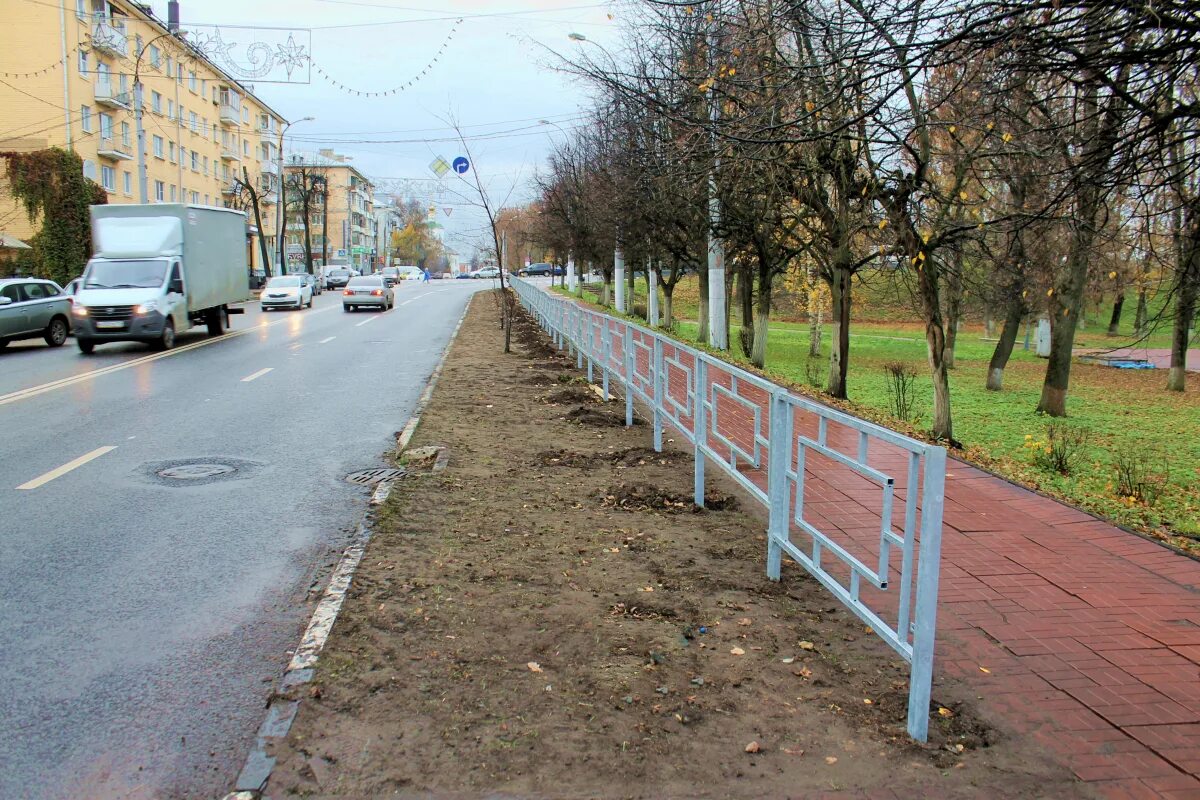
[511,279,947,741]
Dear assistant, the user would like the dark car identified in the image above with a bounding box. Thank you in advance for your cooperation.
[0,278,72,350]
[455,272,474,279]
[325,268,354,289]
[521,262,552,277]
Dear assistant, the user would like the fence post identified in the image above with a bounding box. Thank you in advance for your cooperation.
[907,445,946,742]
[693,357,707,507]
[766,390,793,581]
[652,336,664,450]
[623,325,635,427]
[602,323,610,400]
[575,309,584,369]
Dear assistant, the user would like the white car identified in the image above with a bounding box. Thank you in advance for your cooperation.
[260,275,313,311]
[474,267,501,279]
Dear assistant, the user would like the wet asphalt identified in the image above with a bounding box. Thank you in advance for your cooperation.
[0,279,489,799]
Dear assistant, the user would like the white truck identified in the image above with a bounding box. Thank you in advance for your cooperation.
[72,204,250,353]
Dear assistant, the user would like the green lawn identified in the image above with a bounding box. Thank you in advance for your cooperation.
[552,280,1200,551]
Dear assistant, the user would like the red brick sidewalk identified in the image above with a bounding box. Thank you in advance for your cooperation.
[555,300,1200,799]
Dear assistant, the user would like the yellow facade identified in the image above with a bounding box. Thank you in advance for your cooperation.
[283,151,375,272]
[0,0,288,268]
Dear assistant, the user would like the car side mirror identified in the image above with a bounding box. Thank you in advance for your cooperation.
[0,296,11,306]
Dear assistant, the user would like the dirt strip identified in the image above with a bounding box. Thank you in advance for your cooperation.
[264,294,1084,799]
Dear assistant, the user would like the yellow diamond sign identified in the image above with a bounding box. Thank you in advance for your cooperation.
[429,156,451,177]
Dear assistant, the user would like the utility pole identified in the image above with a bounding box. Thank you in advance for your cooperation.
[706,24,728,350]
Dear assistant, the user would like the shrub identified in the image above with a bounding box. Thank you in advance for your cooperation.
[1113,450,1169,507]
[1024,422,1088,476]
[882,360,917,420]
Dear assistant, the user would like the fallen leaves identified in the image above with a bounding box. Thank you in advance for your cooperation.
[782,746,805,756]
[737,617,753,626]
[825,756,839,765]
[526,662,543,673]
[938,707,954,717]
[979,666,991,674]
[798,641,816,651]
[744,741,761,753]
[730,647,746,656]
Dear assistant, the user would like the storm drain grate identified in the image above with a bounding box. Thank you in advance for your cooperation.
[345,468,406,486]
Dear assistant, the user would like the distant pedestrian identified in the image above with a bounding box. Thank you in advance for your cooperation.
[422,267,431,282]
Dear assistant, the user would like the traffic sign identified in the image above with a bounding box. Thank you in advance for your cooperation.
[452,156,469,174]
[429,156,451,177]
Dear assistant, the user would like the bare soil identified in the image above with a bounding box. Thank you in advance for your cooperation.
[265,295,1085,799]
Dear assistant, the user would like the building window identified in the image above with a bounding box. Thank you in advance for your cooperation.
[179,146,186,165]
[99,112,113,139]
[78,50,89,78]
[170,184,177,202]
[76,0,87,19]
[80,105,93,133]
[204,194,210,205]
[242,107,249,124]
[123,170,132,195]
[191,151,199,171]
[177,68,183,85]
[101,165,115,191]
[82,159,97,181]
[166,56,173,78]
[151,91,162,113]
[190,191,199,204]
[155,180,165,202]
[243,139,249,156]
[201,78,207,95]
[120,121,130,146]
[202,156,209,174]
[148,44,161,69]
[169,141,176,162]
[153,135,164,158]
[168,99,174,118]
[189,112,197,132]
[189,71,197,91]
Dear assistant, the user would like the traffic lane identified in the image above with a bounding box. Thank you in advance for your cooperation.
[0,284,483,798]
[0,295,304,399]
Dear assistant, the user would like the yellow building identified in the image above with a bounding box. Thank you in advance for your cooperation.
[0,0,288,270]
[283,150,376,272]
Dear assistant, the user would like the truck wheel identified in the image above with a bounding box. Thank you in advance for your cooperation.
[206,308,225,336]
[44,317,69,347]
[77,338,95,354]
[155,319,176,351]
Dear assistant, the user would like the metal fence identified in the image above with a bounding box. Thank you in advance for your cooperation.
[511,278,948,741]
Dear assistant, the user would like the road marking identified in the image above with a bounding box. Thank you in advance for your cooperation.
[241,367,273,382]
[319,336,335,344]
[0,304,339,408]
[17,446,116,490]
[355,316,378,327]
[400,292,433,307]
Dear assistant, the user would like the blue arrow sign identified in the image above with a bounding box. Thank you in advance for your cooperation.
[452,156,470,174]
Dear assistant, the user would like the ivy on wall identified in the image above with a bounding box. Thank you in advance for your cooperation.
[1,147,107,285]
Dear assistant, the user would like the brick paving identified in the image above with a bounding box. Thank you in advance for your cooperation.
[556,303,1200,799]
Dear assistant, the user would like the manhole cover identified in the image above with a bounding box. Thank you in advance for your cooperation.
[158,463,237,480]
[345,468,406,486]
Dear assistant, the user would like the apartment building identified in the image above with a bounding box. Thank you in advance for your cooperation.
[284,150,376,272]
[0,0,288,269]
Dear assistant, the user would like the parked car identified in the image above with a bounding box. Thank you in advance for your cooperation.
[342,275,394,311]
[325,268,354,289]
[0,278,72,349]
[474,266,501,279]
[454,271,474,279]
[380,266,400,287]
[294,272,321,296]
[521,263,552,277]
[260,275,312,311]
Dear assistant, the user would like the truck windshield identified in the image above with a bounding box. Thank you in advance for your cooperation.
[84,260,168,289]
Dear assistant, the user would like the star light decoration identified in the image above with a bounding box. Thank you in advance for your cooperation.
[188,27,311,83]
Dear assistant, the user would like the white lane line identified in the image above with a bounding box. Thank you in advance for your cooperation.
[0,304,340,409]
[319,336,336,344]
[399,293,432,307]
[17,446,117,490]
[241,367,274,382]
[355,316,378,327]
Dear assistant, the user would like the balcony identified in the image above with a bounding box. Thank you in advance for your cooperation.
[220,145,241,161]
[221,182,239,196]
[91,19,128,58]
[219,104,241,126]
[259,160,279,175]
[97,136,133,161]
[94,81,131,110]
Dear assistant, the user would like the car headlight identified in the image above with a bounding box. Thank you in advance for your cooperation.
[135,300,159,315]
[72,304,88,317]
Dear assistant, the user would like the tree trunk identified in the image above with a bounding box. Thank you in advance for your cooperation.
[943,250,963,369]
[751,267,771,368]
[1134,287,1148,336]
[601,279,611,307]
[826,266,851,399]
[986,296,1024,391]
[1037,219,1095,416]
[807,264,822,356]
[1167,208,1200,391]
[697,262,709,344]
[301,200,314,275]
[1107,293,1125,336]
[242,167,271,280]
[738,265,754,358]
[663,288,674,329]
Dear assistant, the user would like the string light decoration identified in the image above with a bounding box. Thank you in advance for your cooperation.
[0,45,84,80]
[309,18,460,97]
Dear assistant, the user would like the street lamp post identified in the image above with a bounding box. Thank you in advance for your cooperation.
[276,116,315,275]
[134,31,185,204]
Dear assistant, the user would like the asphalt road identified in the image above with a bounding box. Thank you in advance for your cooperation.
[0,279,489,799]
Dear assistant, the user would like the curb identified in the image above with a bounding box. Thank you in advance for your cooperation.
[222,297,473,800]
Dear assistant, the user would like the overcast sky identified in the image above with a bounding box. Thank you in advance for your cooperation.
[151,0,621,258]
